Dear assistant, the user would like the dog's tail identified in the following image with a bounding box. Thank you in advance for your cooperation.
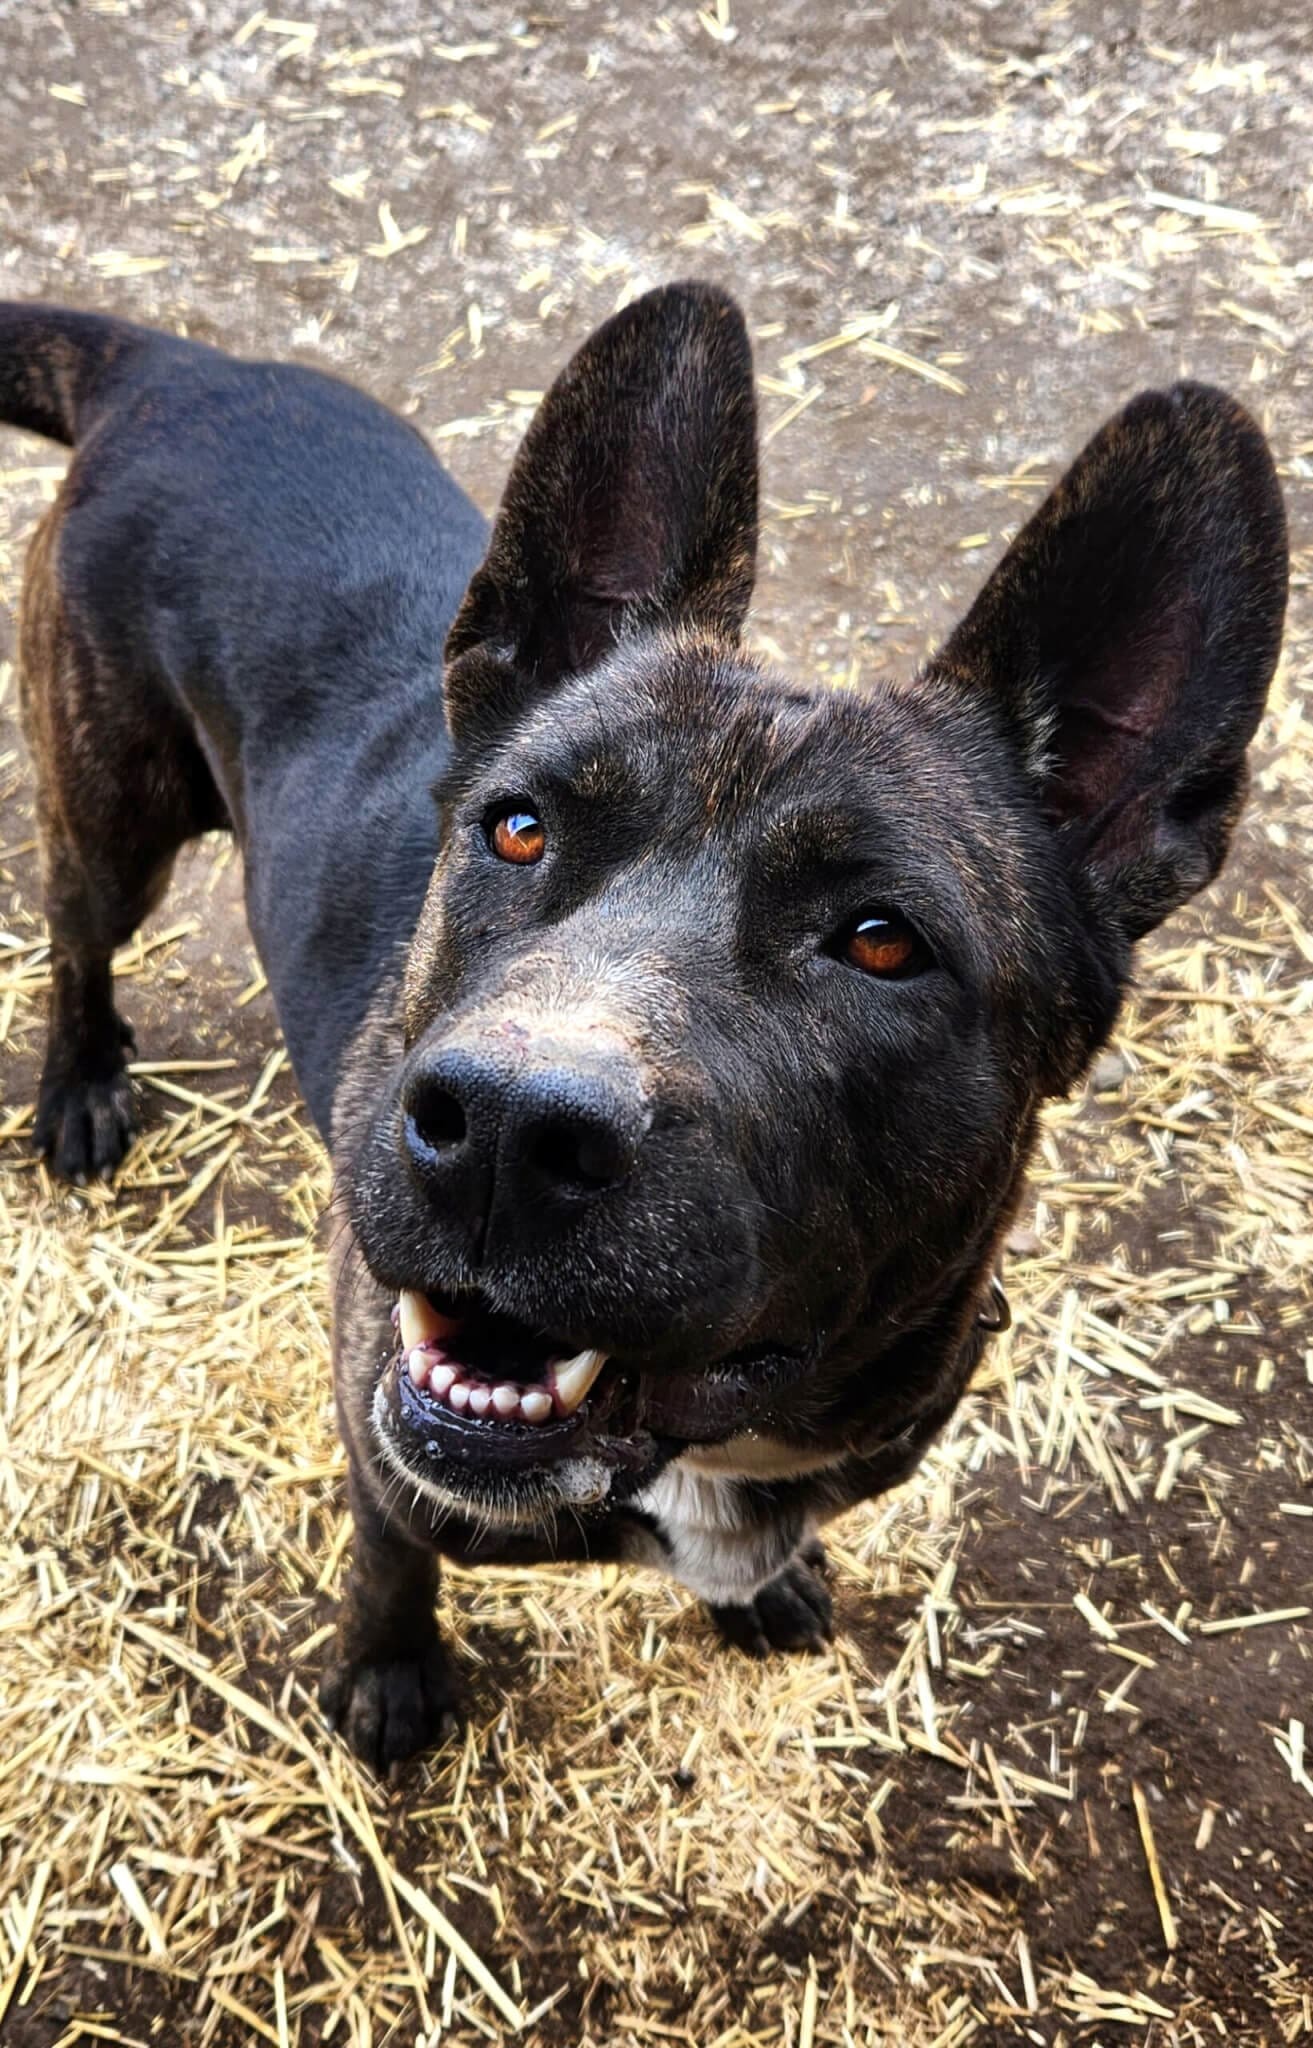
[0,301,155,446]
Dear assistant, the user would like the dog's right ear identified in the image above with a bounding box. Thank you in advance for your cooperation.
[444,280,758,745]
[935,382,1286,944]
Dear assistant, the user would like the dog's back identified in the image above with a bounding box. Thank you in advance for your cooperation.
[1,302,488,1141]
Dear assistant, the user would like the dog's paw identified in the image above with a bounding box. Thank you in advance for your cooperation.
[319,1636,462,1773]
[34,1061,137,1183]
[708,1541,833,1657]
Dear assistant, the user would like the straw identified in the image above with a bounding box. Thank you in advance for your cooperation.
[2,8,1311,2040]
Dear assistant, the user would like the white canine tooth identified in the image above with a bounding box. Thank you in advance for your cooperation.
[520,1389,553,1424]
[491,1384,520,1418]
[467,1385,493,1419]
[429,1363,456,1399]
[408,1348,430,1388]
[550,1347,608,1416]
[397,1289,464,1352]
[398,1289,445,1352]
[447,1380,471,1412]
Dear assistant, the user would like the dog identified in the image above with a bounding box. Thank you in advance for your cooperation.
[1,284,1286,1769]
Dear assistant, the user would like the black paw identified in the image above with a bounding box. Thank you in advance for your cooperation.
[708,1541,833,1657]
[319,1636,462,1773]
[34,1059,136,1182]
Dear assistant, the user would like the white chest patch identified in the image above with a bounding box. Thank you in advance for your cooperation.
[631,1457,806,1606]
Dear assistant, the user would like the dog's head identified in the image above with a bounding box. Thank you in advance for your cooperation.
[346,281,1285,1530]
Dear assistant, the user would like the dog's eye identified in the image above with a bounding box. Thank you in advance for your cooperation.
[839,911,928,978]
[489,807,546,865]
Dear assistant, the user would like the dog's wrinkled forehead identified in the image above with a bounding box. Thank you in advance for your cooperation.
[455,634,1037,971]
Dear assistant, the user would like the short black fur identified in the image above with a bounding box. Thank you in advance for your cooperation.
[2,284,1286,1767]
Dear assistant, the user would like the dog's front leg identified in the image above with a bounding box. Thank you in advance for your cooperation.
[706,1537,834,1657]
[319,1472,461,1772]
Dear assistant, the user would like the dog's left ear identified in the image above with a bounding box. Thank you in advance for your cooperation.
[444,280,757,743]
[936,383,1287,940]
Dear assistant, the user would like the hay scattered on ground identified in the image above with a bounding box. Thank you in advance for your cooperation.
[2,3,1311,2043]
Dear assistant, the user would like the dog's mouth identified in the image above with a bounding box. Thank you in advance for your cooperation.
[377,1285,814,1493]
[390,1286,630,1467]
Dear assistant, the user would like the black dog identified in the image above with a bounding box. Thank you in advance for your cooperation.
[2,285,1286,1768]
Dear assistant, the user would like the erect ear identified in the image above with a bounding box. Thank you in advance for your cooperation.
[936,383,1287,941]
[443,280,758,744]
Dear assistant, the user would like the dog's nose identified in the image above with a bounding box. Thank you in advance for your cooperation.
[402,1040,648,1251]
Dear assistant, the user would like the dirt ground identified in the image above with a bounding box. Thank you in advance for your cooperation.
[1,1,1311,2044]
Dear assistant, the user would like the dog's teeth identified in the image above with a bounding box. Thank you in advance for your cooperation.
[397,1289,460,1352]
[401,1335,595,1426]
[397,1290,435,1351]
[550,1347,608,1416]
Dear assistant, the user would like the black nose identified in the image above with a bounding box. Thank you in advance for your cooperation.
[401,1040,648,1254]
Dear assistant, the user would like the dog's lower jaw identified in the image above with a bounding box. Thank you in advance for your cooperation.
[370,1380,614,1532]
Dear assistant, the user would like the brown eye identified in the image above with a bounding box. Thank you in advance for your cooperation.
[843,912,925,977]
[490,808,545,864]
